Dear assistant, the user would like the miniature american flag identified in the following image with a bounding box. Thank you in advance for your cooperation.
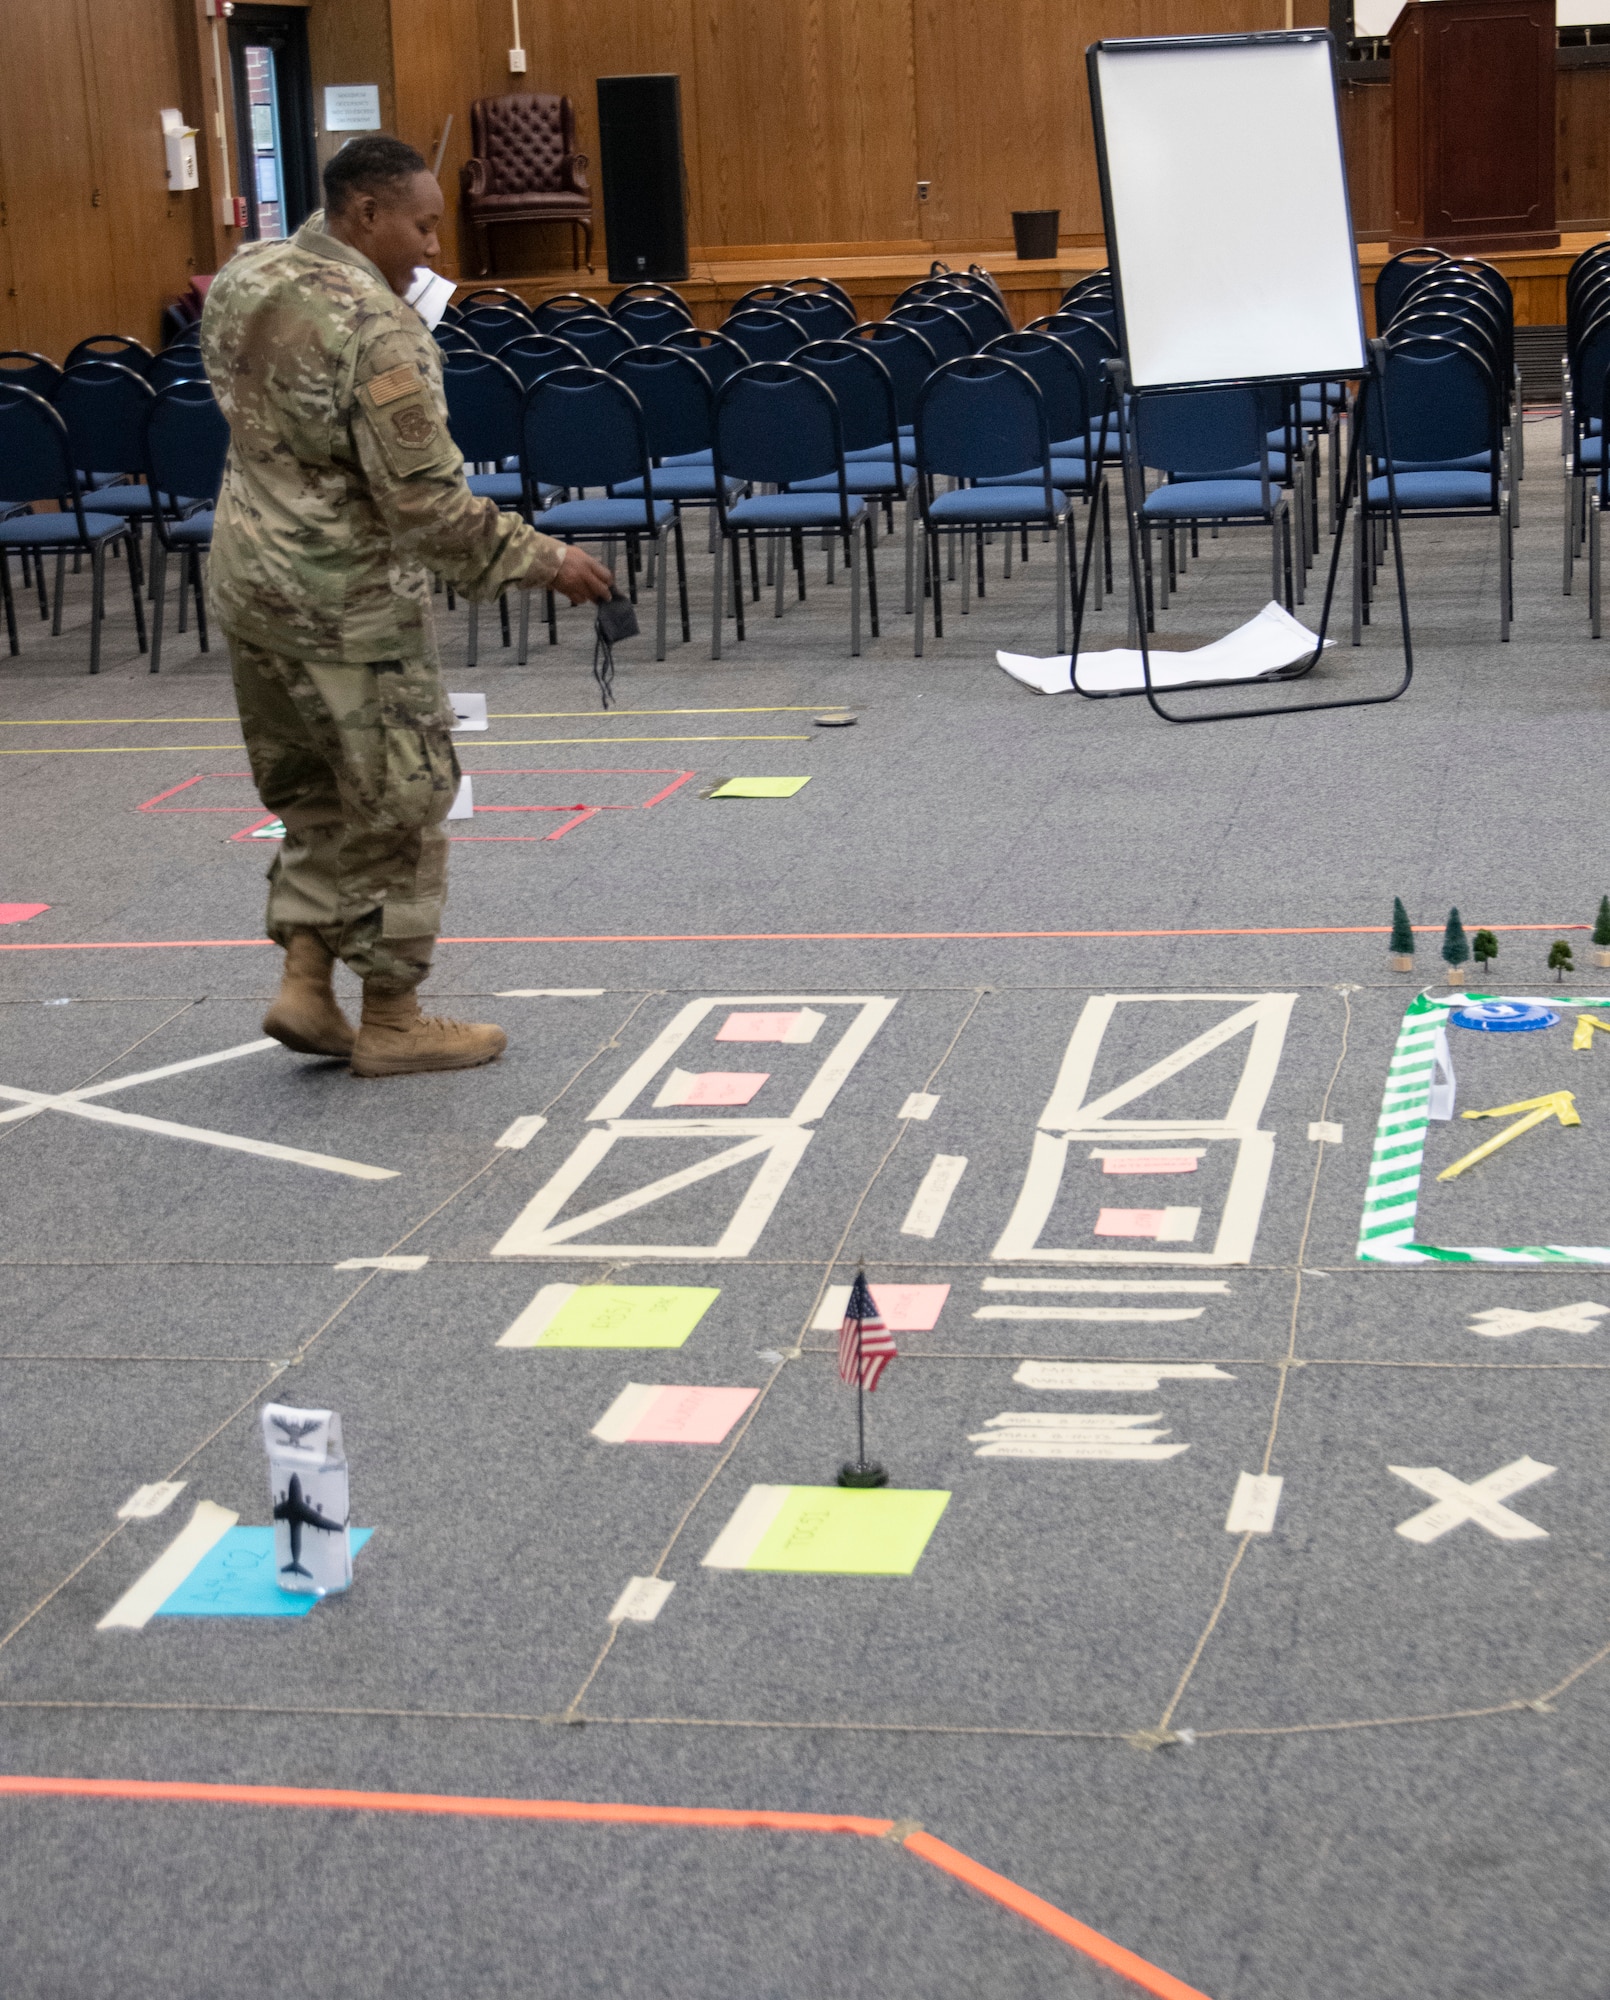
[837,1270,898,1391]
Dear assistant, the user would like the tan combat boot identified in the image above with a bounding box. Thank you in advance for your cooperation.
[262,931,356,1057]
[349,988,507,1078]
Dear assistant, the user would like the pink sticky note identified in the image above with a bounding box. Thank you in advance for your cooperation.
[1094,1208,1166,1237]
[626,1385,758,1443]
[1101,1153,1199,1175]
[0,904,49,925]
[678,1071,768,1105]
[716,1012,802,1042]
[869,1283,951,1331]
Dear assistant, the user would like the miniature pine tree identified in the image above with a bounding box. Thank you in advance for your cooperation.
[1389,898,1414,967]
[1548,939,1575,983]
[1442,908,1470,968]
[1472,929,1498,973]
[1595,897,1610,966]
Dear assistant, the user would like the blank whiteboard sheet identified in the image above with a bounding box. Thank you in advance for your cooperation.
[1090,33,1367,389]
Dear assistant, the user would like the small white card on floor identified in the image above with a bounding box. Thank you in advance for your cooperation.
[448,693,488,731]
[447,775,474,820]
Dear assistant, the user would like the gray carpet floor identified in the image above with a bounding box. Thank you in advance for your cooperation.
[2,418,1609,1998]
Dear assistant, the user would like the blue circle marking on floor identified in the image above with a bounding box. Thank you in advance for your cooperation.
[1449,1000,1561,1033]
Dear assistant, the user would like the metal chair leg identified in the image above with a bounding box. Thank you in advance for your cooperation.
[88,543,106,675]
[1351,502,1364,646]
[517,587,530,665]
[1,549,18,654]
[774,531,786,618]
[1565,466,1576,596]
[850,521,861,657]
[711,530,725,660]
[674,517,690,643]
[655,522,669,661]
[149,545,167,674]
[864,516,879,639]
[1589,492,1599,639]
[467,595,479,667]
[914,528,926,657]
[1055,513,1068,655]
[904,487,916,616]
[1501,493,1512,643]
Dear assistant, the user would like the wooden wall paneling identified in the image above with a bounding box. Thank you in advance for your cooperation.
[388,0,482,276]
[0,110,20,352]
[0,0,120,359]
[912,0,1287,255]
[1339,79,1391,238]
[308,0,398,175]
[688,0,920,253]
[502,0,701,278]
[1558,67,1610,227]
[82,0,213,345]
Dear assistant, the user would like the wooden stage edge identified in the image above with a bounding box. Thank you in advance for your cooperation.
[463,232,1608,332]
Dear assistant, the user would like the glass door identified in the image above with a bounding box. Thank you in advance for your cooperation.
[228,6,317,242]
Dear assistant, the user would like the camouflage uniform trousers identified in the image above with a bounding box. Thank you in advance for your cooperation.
[228,634,461,993]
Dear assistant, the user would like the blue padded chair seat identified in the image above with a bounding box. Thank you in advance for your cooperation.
[1175,456,1292,482]
[1365,471,1495,509]
[0,510,127,544]
[789,460,911,494]
[75,483,201,517]
[1574,436,1603,467]
[1394,452,1493,474]
[163,510,215,544]
[1142,480,1272,519]
[726,491,868,528]
[976,458,1086,488]
[661,448,713,467]
[540,497,675,533]
[847,439,917,467]
[926,485,1068,524]
[467,472,524,503]
[612,469,743,500]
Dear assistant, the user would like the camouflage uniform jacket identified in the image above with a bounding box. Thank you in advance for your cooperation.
[201,214,563,662]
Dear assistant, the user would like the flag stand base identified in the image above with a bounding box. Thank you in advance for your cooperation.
[837,1461,888,1488]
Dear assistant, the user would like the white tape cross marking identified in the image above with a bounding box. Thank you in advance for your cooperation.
[1390,1457,1556,1542]
[97,1500,238,1629]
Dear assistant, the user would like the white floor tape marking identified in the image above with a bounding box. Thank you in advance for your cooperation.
[1225,1472,1284,1534]
[333,1255,428,1272]
[1467,1303,1608,1339]
[976,1303,1206,1322]
[981,1279,1231,1293]
[1308,1121,1344,1143]
[900,1092,940,1121]
[116,1481,187,1521]
[96,1500,238,1630]
[592,1384,661,1441]
[901,1155,969,1239]
[609,1576,675,1623]
[994,994,1293,1266]
[495,1115,547,1150]
[495,989,605,998]
[494,997,894,1259]
[0,1082,398,1180]
[496,1283,577,1346]
[702,1485,791,1568]
[1390,1457,1556,1542]
[0,1037,276,1130]
[1015,1362,1235,1390]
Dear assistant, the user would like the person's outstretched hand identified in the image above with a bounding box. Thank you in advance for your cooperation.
[546,546,614,605]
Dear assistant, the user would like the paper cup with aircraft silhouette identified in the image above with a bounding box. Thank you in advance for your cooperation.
[261,1403,353,1598]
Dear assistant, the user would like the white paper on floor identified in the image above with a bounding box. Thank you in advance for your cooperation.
[996,601,1330,696]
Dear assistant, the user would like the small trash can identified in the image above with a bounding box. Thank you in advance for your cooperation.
[1011,209,1060,260]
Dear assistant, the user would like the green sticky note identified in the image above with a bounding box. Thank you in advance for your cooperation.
[538,1284,720,1349]
[749,1486,950,1575]
[708,777,811,799]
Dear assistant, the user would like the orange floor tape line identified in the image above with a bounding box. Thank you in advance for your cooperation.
[0,1774,1212,2000]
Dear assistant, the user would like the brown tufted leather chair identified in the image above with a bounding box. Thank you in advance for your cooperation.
[460,93,593,277]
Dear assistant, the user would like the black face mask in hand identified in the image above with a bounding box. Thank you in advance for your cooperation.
[592,586,638,709]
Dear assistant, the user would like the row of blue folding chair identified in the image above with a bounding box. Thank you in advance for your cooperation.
[0,376,225,672]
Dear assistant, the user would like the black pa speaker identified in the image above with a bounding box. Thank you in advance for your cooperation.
[596,74,689,285]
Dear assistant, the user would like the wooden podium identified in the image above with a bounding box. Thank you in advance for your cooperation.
[1389,0,1558,252]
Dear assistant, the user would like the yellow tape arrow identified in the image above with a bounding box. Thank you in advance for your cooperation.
[1438,1090,1580,1181]
[1573,1013,1610,1051]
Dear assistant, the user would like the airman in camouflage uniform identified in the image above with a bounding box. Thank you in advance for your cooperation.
[201,135,610,1076]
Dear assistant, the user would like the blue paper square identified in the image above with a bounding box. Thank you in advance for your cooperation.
[155,1527,374,1617]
